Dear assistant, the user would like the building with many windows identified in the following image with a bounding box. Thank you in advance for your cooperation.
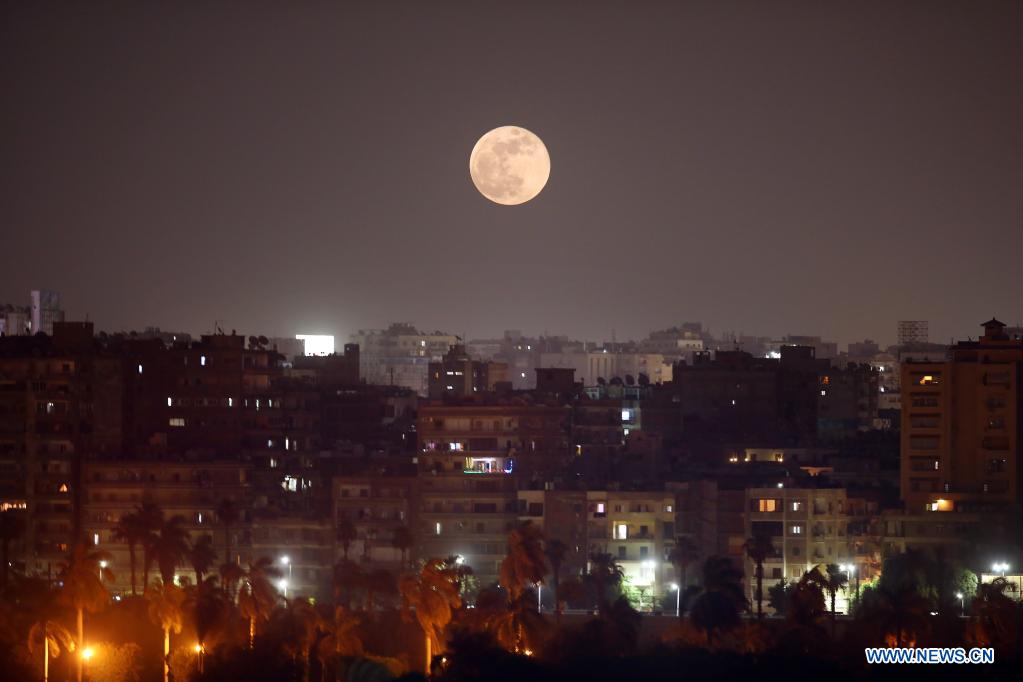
[900,318,1022,512]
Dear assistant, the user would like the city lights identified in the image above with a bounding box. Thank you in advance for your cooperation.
[992,561,1010,576]
[81,647,94,661]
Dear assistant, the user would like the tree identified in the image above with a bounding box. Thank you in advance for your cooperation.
[237,557,283,648]
[364,568,397,612]
[282,597,325,682]
[391,526,414,569]
[500,522,548,600]
[818,563,849,633]
[188,534,218,583]
[743,532,774,620]
[667,536,700,594]
[58,543,114,682]
[147,580,184,682]
[767,580,793,616]
[337,518,357,560]
[544,539,567,622]
[0,510,25,589]
[968,577,1019,649]
[586,553,625,614]
[136,502,163,593]
[186,576,231,665]
[28,619,75,682]
[861,583,931,646]
[317,605,363,678]
[111,509,153,597]
[216,498,240,566]
[399,558,462,673]
[682,556,747,647]
[332,559,366,609]
[152,515,191,586]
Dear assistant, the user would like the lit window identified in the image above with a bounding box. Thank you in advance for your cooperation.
[664,504,673,513]
[137,364,143,374]
[621,409,632,421]
[792,501,803,511]
[228,397,234,407]
[731,399,737,406]
[521,372,526,378]
[449,442,464,452]
[93,533,100,546]
[169,418,185,427]
[200,355,207,366]
[435,522,442,535]
[623,428,630,436]
[270,458,278,468]
[267,439,274,448]
[821,390,827,396]
[791,525,803,535]
[615,523,628,540]
[758,499,777,512]
[167,397,173,407]
[59,483,69,493]
[197,512,203,524]
[282,476,298,492]
[596,502,606,514]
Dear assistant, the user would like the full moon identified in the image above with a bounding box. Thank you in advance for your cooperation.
[469,126,550,205]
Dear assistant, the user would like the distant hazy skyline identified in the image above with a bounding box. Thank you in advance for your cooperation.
[3,2,1021,347]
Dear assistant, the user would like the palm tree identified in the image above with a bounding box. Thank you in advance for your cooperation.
[317,606,363,682]
[682,556,747,647]
[667,535,700,593]
[398,558,462,673]
[216,498,240,566]
[284,597,325,682]
[0,510,25,589]
[390,526,414,569]
[147,580,185,682]
[500,522,548,600]
[743,532,774,620]
[188,535,218,583]
[28,619,75,682]
[58,543,114,682]
[186,576,230,669]
[237,557,283,648]
[485,591,548,654]
[152,515,191,586]
[136,502,163,593]
[337,518,357,560]
[544,538,567,622]
[817,563,849,633]
[586,553,625,614]
[111,509,153,596]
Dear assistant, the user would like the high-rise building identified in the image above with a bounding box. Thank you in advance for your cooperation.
[427,344,509,399]
[900,318,1022,512]
[898,320,930,346]
[31,289,64,336]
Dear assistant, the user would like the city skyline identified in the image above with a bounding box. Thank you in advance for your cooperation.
[3,2,1022,345]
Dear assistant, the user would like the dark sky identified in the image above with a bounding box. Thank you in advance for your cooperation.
[3,1,1021,346]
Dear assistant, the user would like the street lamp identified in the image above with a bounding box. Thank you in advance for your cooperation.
[956,592,964,616]
[98,560,108,581]
[279,578,289,598]
[536,582,542,613]
[670,583,680,618]
[81,647,94,661]
[281,555,293,581]
[992,561,1010,577]
[194,643,205,673]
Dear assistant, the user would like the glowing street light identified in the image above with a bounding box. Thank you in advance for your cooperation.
[956,592,965,616]
[670,582,681,618]
[278,578,289,598]
[992,561,1010,577]
[81,647,94,661]
[280,555,293,582]
[454,555,465,565]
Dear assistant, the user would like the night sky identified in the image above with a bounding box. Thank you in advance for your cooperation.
[2,1,1021,346]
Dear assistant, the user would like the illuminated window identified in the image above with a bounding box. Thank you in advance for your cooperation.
[596,503,606,514]
[200,355,207,366]
[169,418,185,427]
[758,499,777,512]
[448,442,464,452]
[228,397,234,407]
[137,364,143,374]
[792,501,803,511]
[58,483,69,493]
[614,523,628,540]
[167,397,173,407]
[791,525,803,535]
[93,533,100,546]
[621,409,632,421]
[664,504,673,513]
[435,522,442,535]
